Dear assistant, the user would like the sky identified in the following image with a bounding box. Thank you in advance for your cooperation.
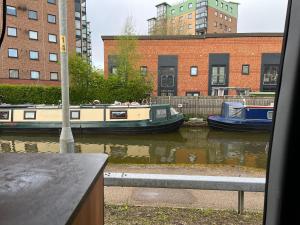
[86,0,289,69]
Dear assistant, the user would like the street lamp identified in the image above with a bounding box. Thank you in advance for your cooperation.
[58,0,74,153]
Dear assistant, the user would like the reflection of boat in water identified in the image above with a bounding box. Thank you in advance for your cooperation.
[206,129,269,168]
[0,104,184,134]
[208,102,274,132]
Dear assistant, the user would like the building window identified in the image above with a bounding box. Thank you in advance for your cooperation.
[9,69,19,79]
[8,48,18,58]
[50,72,59,81]
[242,65,250,75]
[188,3,193,9]
[230,7,233,12]
[49,53,58,62]
[190,66,198,76]
[110,111,127,120]
[211,66,226,85]
[29,31,38,40]
[111,66,117,75]
[47,0,56,4]
[226,5,229,11]
[48,14,56,23]
[228,27,231,32]
[263,65,279,85]
[220,13,223,18]
[171,9,175,15]
[221,2,224,8]
[7,27,17,37]
[188,24,193,29]
[70,111,80,120]
[186,92,200,97]
[224,25,228,32]
[24,111,36,120]
[29,51,39,60]
[229,17,232,22]
[0,111,9,120]
[140,66,147,76]
[214,21,218,27]
[48,34,57,43]
[188,13,193,19]
[7,6,17,16]
[216,0,218,6]
[219,23,223,29]
[28,10,38,20]
[214,11,218,16]
[224,15,228,21]
[180,6,184,11]
[30,71,40,80]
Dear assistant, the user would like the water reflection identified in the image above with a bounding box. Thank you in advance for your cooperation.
[0,128,270,169]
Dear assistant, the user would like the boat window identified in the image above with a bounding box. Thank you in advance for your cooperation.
[24,111,36,120]
[70,110,80,120]
[228,107,243,118]
[156,109,167,119]
[110,111,127,119]
[170,108,179,116]
[0,111,9,120]
[267,111,273,120]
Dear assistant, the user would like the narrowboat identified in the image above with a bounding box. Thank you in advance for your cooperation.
[207,102,274,132]
[0,103,184,134]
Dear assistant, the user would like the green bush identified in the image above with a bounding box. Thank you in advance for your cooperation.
[0,77,152,105]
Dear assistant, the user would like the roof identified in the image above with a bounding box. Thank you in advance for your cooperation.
[155,2,171,7]
[101,33,284,41]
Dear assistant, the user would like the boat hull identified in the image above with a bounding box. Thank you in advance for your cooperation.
[0,118,184,134]
[207,116,272,132]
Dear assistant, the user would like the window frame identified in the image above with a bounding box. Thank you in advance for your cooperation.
[0,111,10,120]
[30,71,40,80]
[48,34,57,43]
[29,50,39,60]
[24,111,36,120]
[9,69,19,79]
[6,5,17,16]
[49,53,58,62]
[28,10,38,20]
[110,111,128,120]
[242,64,250,75]
[50,72,59,81]
[70,110,80,120]
[190,66,198,76]
[29,30,38,40]
[186,92,200,97]
[140,66,148,76]
[8,48,18,58]
[47,0,56,4]
[7,27,17,37]
[47,14,56,24]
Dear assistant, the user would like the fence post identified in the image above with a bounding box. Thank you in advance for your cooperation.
[238,191,245,214]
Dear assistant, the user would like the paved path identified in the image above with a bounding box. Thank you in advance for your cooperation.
[104,164,265,211]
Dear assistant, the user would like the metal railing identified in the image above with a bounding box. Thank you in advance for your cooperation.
[104,173,266,214]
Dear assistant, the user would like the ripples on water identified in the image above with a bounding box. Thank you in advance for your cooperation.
[0,128,270,169]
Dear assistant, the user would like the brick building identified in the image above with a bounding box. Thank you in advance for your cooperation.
[0,0,91,86]
[102,33,283,96]
[148,0,238,36]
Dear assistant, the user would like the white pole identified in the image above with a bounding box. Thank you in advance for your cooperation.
[58,0,74,153]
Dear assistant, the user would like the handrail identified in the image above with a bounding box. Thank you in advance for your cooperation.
[104,172,266,214]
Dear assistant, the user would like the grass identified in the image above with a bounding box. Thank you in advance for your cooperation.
[105,204,263,225]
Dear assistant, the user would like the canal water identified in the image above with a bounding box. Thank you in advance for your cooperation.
[0,128,270,169]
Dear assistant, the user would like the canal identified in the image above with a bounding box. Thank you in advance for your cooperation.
[0,128,270,169]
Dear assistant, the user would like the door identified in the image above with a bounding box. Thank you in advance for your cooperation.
[158,67,177,96]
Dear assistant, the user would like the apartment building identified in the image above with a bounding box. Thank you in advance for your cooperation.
[148,0,238,35]
[0,0,91,86]
[103,33,283,96]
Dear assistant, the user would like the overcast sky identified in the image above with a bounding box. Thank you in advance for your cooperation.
[86,0,288,69]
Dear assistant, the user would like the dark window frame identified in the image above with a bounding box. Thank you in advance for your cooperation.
[48,33,57,43]
[47,14,56,24]
[49,53,58,62]
[0,111,10,120]
[47,0,56,5]
[29,30,38,40]
[110,111,128,120]
[9,69,19,79]
[8,48,18,58]
[190,66,198,76]
[186,92,200,96]
[28,10,38,20]
[140,66,148,76]
[50,72,59,81]
[30,71,40,80]
[29,50,39,60]
[6,5,17,16]
[24,111,36,120]
[7,27,17,37]
[70,110,80,120]
[242,64,250,75]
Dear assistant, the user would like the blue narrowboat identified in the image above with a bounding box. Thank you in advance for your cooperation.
[207,102,274,132]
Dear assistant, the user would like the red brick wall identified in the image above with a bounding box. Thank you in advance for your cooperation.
[103,36,283,96]
[0,0,76,86]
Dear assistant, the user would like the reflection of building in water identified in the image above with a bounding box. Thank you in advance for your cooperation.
[175,149,208,164]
